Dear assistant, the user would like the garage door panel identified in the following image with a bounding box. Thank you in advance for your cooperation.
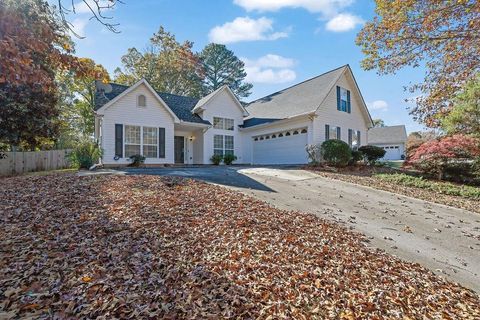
[253,133,308,165]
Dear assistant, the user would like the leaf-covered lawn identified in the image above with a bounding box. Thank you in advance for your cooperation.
[1,174,479,319]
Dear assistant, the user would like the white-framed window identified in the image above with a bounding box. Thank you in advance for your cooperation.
[137,94,146,107]
[213,134,234,156]
[142,127,158,158]
[213,117,234,130]
[329,126,339,140]
[125,125,141,157]
[125,125,158,158]
[351,129,359,148]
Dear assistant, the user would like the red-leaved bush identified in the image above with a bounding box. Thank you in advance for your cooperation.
[409,134,480,180]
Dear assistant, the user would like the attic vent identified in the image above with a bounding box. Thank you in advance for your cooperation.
[137,94,146,107]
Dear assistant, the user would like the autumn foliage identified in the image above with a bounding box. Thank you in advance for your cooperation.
[409,135,480,180]
[357,0,480,126]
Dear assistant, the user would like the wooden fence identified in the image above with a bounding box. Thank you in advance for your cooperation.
[0,150,71,176]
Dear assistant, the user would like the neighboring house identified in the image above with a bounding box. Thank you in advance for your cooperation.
[94,64,373,166]
[368,125,408,160]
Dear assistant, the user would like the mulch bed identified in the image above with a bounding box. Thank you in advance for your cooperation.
[1,174,479,319]
[307,166,480,214]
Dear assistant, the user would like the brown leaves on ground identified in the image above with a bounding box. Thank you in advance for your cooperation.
[1,174,479,319]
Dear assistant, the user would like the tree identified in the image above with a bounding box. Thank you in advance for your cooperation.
[357,1,480,127]
[441,76,480,137]
[372,119,385,128]
[199,44,253,99]
[405,130,439,159]
[409,135,480,180]
[0,0,66,150]
[114,27,204,98]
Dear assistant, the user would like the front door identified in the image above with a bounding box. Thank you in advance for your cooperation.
[174,136,185,164]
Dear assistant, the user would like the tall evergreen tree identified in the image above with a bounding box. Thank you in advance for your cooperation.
[199,43,253,99]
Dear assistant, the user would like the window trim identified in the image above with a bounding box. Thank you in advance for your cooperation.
[213,117,234,131]
[124,125,159,159]
[137,94,147,108]
[213,134,234,156]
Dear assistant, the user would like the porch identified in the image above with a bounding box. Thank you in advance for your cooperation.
[174,122,207,165]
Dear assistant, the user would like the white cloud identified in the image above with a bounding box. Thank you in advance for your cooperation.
[243,54,297,84]
[325,13,364,32]
[70,17,89,37]
[209,17,289,44]
[234,0,353,16]
[367,100,389,111]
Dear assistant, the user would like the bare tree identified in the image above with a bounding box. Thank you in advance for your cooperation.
[55,0,122,37]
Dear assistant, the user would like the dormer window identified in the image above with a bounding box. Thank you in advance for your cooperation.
[137,94,146,107]
[336,86,351,113]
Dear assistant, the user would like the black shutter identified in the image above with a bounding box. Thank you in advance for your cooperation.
[337,127,341,140]
[158,127,165,158]
[115,124,123,158]
[357,130,361,146]
[347,90,351,113]
[325,124,330,140]
[336,86,341,111]
[348,129,353,146]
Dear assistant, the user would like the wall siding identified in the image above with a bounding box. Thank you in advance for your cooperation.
[200,91,245,164]
[98,84,176,165]
[313,72,370,147]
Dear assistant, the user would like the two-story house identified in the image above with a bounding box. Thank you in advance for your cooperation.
[94,64,373,166]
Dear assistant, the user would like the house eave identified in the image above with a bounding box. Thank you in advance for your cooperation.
[240,111,315,132]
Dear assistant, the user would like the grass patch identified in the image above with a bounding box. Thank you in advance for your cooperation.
[375,173,480,199]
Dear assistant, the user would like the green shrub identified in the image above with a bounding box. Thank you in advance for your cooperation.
[223,154,237,165]
[358,145,386,165]
[128,154,146,167]
[68,141,102,169]
[210,154,223,165]
[320,140,352,167]
[350,149,364,165]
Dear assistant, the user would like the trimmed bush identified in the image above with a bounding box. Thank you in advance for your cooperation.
[128,154,146,167]
[358,145,386,165]
[350,150,364,165]
[409,134,480,181]
[223,154,237,165]
[210,154,223,165]
[68,141,102,169]
[320,140,352,167]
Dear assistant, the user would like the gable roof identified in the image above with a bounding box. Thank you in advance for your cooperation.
[243,65,373,128]
[192,85,249,116]
[368,125,408,144]
[94,80,210,125]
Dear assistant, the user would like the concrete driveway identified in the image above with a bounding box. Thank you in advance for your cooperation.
[97,166,480,292]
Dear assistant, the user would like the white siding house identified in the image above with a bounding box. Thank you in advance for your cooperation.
[94,65,373,166]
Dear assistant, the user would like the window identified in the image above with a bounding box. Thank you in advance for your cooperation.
[293,130,299,135]
[351,129,359,148]
[337,86,350,113]
[224,136,234,155]
[125,125,159,158]
[301,129,307,134]
[285,132,291,136]
[213,117,234,130]
[143,127,158,158]
[214,135,234,156]
[271,134,277,138]
[329,126,338,140]
[125,125,141,157]
[137,95,146,107]
[214,135,224,156]
[278,133,284,137]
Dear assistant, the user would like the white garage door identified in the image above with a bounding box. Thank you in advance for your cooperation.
[382,145,401,160]
[252,129,308,165]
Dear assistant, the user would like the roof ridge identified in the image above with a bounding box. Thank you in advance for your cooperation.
[245,64,349,106]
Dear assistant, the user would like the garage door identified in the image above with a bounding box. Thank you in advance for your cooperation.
[252,129,308,165]
[382,145,401,160]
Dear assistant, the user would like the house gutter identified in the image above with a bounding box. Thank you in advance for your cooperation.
[239,111,316,132]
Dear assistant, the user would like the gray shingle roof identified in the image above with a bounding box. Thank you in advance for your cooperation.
[368,125,407,144]
[94,82,210,125]
[243,65,347,127]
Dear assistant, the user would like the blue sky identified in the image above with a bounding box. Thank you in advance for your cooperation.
[67,0,427,133]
